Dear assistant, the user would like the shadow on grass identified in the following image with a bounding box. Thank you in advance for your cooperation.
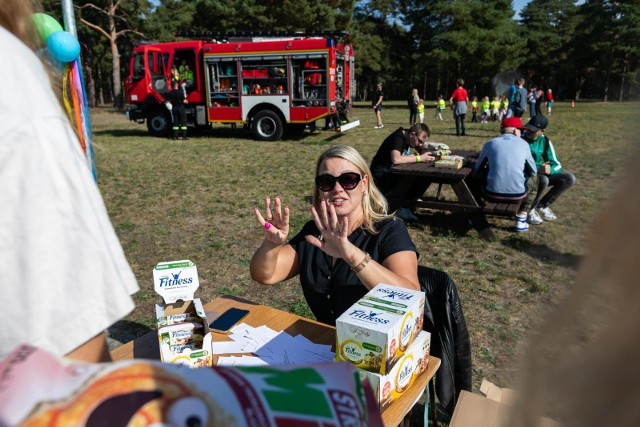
[409,210,476,237]
[501,236,582,269]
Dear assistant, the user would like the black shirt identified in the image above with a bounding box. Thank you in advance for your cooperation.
[369,128,408,194]
[288,218,418,325]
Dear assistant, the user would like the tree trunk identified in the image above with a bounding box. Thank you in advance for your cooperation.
[109,11,122,108]
[86,63,96,108]
[97,67,104,106]
[619,62,627,102]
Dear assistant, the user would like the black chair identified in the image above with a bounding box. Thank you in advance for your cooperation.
[418,266,472,418]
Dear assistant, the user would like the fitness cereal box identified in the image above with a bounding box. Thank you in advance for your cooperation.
[335,284,425,375]
[154,260,212,367]
[357,330,431,408]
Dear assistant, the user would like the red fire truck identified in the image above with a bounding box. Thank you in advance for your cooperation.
[124,31,357,140]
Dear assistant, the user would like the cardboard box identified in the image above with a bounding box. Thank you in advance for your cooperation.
[154,260,212,368]
[336,284,425,375]
[358,330,431,408]
[449,380,562,427]
[434,155,464,169]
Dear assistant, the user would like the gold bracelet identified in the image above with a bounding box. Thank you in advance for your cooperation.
[350,252,371,273]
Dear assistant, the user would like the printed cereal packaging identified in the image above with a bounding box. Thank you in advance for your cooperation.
[336,284,425,375]
[154,260,212,367]
[357,330,431,408]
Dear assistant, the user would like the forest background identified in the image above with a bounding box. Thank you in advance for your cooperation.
[40,0,640,108]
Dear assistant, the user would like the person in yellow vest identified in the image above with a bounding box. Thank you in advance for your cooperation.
[417,99,425,123]
[180,64,194,95]
[481,96,491,124]
[471,96,478,122]
[171,64,180,84]
[491,96,501,122]
[499,95,509,121]
[435,95,445,121]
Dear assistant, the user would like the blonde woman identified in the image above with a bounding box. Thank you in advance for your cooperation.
[251,145,420,325]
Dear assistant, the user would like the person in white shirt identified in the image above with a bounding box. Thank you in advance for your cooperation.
[0,1,139,363]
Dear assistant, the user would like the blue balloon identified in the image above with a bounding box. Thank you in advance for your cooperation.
[46,31,80,63]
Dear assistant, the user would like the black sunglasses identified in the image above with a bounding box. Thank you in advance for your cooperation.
[315,172,363,192]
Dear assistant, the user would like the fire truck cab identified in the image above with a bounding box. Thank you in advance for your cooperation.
[125,32,356,140]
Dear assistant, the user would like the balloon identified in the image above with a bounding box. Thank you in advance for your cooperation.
[31,13,63,44]
[46,31,80,63]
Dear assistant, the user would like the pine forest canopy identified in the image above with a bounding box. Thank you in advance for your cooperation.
[41,0,639,107]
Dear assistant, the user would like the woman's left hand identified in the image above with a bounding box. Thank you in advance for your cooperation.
[305,200,351,259]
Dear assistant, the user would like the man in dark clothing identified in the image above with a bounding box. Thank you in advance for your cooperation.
[370,123,446,221]
[166,81,188,140]
[508,78,527,118]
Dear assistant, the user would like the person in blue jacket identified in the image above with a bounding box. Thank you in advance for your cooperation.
[522,115,576,225]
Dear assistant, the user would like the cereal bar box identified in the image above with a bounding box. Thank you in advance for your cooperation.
[336,284,425,375]
[357,330,431,408]
[154,260,212,367]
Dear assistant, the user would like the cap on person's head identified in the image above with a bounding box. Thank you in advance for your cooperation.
[501,117,523,129]
[377,82,383,87]
[524,115,548,132]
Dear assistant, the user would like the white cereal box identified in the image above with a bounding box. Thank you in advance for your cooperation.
[336,284,425,375]
[358,330,431,408]
[154,260,212,368]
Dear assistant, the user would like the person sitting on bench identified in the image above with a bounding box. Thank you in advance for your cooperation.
[472,117,538,232]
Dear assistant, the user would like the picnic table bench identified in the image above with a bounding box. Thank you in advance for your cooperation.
[389,150,523,239]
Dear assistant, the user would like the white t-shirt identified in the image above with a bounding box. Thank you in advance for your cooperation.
[0,27,139,359]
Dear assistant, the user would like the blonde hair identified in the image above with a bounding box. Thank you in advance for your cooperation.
[0,0,39,50]
[510,151,640,426]
[313,145,393,234]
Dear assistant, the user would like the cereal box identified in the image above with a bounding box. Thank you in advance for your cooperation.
[335,284,425,375]
[154,260,212,368]
[358,330,431,408]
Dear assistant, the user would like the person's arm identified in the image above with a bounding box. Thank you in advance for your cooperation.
[65,332,112,363]
[304,202,419,291]
[344,248,419,291]
[390,149,434,164]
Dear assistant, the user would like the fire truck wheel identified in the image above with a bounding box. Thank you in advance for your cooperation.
[147,107,171,137]
[252,110,283,141]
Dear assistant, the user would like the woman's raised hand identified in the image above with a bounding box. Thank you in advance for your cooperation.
[254,196,289,245]
[306,200,350,258]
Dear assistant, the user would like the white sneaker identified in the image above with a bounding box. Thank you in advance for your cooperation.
[374,124,383,129]
[527,209,543,225]
[539,206,557,221]
[514,213,529,232]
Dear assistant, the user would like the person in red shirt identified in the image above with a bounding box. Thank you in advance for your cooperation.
[546,88,554,115]
[449,78,469,136]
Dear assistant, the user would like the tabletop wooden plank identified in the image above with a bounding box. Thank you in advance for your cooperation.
[110,295,440,427]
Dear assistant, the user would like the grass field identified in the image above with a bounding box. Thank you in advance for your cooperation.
[96,101,636,392]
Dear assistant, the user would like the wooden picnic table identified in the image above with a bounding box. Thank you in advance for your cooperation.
[111,295,441,427]
[388,149,500,239]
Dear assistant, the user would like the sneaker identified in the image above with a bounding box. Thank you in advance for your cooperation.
[527,209,543,225]
[539,206,557,221]
[373,124,381,129]
[396,207,418,223]
[514,213,529,232]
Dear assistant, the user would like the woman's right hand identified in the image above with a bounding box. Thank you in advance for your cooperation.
[254,196,290,245]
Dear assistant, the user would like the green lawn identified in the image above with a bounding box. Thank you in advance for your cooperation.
[94,100,637,391]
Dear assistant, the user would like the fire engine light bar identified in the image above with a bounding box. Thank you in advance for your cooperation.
[176,30,350,40]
